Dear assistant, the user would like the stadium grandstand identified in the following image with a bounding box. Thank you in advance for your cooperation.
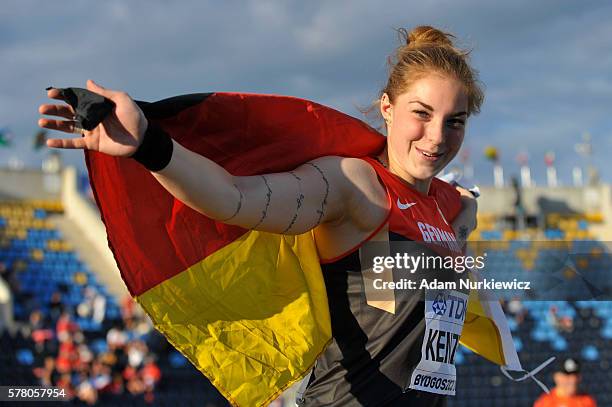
[0,164,232,406]
[450,182,612,407]
[0,160,611,406]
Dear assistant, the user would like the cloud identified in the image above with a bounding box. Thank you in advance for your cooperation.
[0,0,611,183]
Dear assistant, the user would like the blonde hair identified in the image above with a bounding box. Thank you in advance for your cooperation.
[381,26,484,116]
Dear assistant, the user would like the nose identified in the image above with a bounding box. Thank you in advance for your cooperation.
[424,119,445,146]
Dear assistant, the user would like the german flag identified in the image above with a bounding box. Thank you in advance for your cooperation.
[84,92,523,406]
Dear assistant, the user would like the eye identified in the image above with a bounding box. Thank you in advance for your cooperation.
[413,110,430,119]
[447,118,465,129]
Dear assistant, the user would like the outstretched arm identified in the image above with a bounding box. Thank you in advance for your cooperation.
[152,144,351,234]
[39,81,357,235]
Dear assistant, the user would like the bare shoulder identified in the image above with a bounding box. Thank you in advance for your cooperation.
[340,157,382,188]
[342,157,389,230]
[315,156,388,231]
[311,157,389,260]
[307,156,386,202]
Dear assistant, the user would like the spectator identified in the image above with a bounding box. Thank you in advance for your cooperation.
[29,309,44,331]
[78,343,94,366]
[534,358,596,407]
[547,305,561,330]
[121,295,136,321]
[141,356,161,390]
[507,297,527,325]
[56,336,78,373]
[90,360,112,391]
[511,176,526,231]
[141,356,161,404]
[28,309,54,353]
[108,372,124,395]
[559,315,575,333]
[49,291,64,322]
[56,372,75,400]
[99,350,117,367]
[107,322,128,350]
[56,311,78,342]
[126,340,147,368]
[76,373,98,405]
[77,286,106,324]
[92,289,106,324]
[133,316,153,339]
[547,305,574,334]
[125,365,145,396]
[33,356,57,386]
[13,273,166,403]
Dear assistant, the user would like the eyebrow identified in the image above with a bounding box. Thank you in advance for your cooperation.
[408,100,467,117]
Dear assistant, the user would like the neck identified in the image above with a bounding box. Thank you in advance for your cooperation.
[377,146,432,195]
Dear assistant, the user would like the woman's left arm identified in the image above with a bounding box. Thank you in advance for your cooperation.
[452,186,478,250]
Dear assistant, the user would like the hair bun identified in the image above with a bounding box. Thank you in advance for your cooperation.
[403,25,455,48]
[380,25,483,117]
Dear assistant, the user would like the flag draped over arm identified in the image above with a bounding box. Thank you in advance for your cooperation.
[83,92,521,406]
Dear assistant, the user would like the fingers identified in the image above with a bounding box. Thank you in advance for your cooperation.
[86,79,118,99]
[39,103,75,119]
[46,87,64,100]
[46,137,87,150]
[455,185,473,198]
[45,80,121,102]
[38,118,81,134]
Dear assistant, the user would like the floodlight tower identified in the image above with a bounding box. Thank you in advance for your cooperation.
[574,132,597,186]
[484,146,503,188]
[545,151,557,187]
[516,151,532,187]
[460,148,473,180]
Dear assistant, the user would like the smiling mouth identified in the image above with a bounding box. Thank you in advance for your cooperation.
[415,147,445,158]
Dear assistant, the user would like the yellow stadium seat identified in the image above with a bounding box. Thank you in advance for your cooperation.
[47,240,59,251]
[503,230,515,240]
[16,229,27,240]
[73,272,88,285]
[31,249,44,262]
[563,267,576,279]
[585,213,603,223]
[468,231,481,241]
[576,258,589,270]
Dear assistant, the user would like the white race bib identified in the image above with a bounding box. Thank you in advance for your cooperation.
[408,289,468,396]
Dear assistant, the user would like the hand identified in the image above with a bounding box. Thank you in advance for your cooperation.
[455,184,476,200]
[38,80,148,157]
[455,185,478,235]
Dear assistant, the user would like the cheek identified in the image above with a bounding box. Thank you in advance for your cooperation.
[404,120,425,142]
[390,120,423,152]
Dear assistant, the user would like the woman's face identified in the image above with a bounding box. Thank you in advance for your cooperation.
[381,74,468,186]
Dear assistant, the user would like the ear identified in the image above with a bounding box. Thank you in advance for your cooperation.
[380,93,393,123]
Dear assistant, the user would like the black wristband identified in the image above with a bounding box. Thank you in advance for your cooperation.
[130,122,173,172]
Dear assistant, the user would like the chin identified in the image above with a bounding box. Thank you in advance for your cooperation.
[408,164,439,179]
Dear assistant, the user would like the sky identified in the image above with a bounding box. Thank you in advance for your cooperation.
[1,0,611,187]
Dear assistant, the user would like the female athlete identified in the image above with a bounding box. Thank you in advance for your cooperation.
[39,25,482,406]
